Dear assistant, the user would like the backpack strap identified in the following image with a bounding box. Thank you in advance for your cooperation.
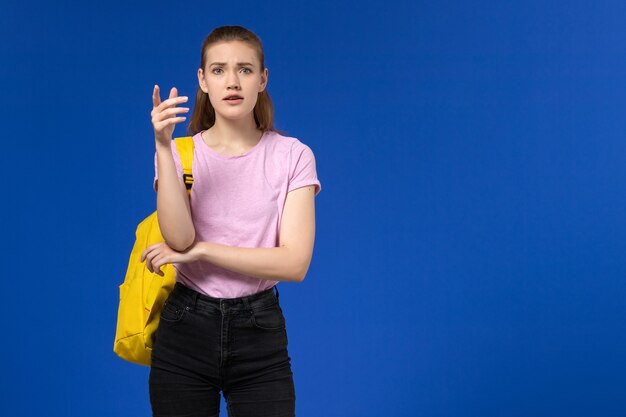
[173,136,194,197]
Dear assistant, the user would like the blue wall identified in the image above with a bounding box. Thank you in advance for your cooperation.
[2,0,625,415]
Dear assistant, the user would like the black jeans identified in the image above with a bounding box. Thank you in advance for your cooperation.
[149,281,296,417]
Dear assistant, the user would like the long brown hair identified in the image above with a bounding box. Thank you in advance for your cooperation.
[186,25,288,137]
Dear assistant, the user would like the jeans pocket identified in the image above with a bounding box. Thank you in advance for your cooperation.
[160,300,189,324]
[251,302,286,330]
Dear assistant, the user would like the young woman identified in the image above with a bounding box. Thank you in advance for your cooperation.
[140,25,321,416]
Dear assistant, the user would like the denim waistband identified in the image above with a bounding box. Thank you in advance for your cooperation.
[170,281,280,313]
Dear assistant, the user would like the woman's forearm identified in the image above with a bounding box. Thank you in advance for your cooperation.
[155,143,195,251]
[193,241,304,283]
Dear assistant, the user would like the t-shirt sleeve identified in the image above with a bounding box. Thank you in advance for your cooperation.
[287,141,322,196]
[153,140,184,192]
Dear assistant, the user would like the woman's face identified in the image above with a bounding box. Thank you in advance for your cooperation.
[198,41,268,121]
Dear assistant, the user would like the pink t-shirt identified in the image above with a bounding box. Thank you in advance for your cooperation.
[153,129,321,298]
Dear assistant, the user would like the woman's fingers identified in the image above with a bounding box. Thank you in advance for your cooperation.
[161,86,186,110]
[142,246,156,272]
[141,244,167,275]
[151,254,165,276]
[151,85,188,112]
[152,115,187,131]
[151,105,189,122]
[151,85,188,143]
[141,244,158,262]
[152,107,189,133]
[144,253,153,273]
[151,96,188,120]
[161,106,190,117]
[160,108,189,125]
[152,85,161,108]
[159,95,189,111]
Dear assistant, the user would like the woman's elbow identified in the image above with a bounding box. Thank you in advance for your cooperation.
[293,259,312,282]
[167,230,196,252]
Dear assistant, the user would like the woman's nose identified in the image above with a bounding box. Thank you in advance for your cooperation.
[226,74,240,89]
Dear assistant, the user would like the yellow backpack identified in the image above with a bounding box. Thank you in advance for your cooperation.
[113,136,194,367]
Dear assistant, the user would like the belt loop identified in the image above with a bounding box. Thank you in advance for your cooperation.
[242,294,251,313]
[191,288,199,310]
[274,285,280,301]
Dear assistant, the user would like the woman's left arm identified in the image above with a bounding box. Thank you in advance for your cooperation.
[194,185,317,282]
[142,185,318,281]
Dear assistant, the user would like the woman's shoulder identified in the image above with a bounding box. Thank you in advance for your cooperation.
[266,130,314,153]
[265,130,299,153]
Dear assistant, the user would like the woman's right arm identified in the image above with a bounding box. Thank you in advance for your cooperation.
[152,85,195,252]
[155,143,195,251]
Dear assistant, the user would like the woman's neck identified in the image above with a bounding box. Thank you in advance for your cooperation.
[201,126,264,156]
[206,119,262,146]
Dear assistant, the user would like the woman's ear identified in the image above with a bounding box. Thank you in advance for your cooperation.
[259,68,268,92]
[197,68,208,93]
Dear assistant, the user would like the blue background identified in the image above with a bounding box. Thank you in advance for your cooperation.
[2,0,625,416]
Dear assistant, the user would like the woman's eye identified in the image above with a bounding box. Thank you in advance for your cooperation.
[212,68,252,74]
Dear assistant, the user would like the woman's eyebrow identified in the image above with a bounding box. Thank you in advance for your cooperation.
[209,62,254,67]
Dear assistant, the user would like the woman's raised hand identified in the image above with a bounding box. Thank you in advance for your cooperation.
[151,85,190,147]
